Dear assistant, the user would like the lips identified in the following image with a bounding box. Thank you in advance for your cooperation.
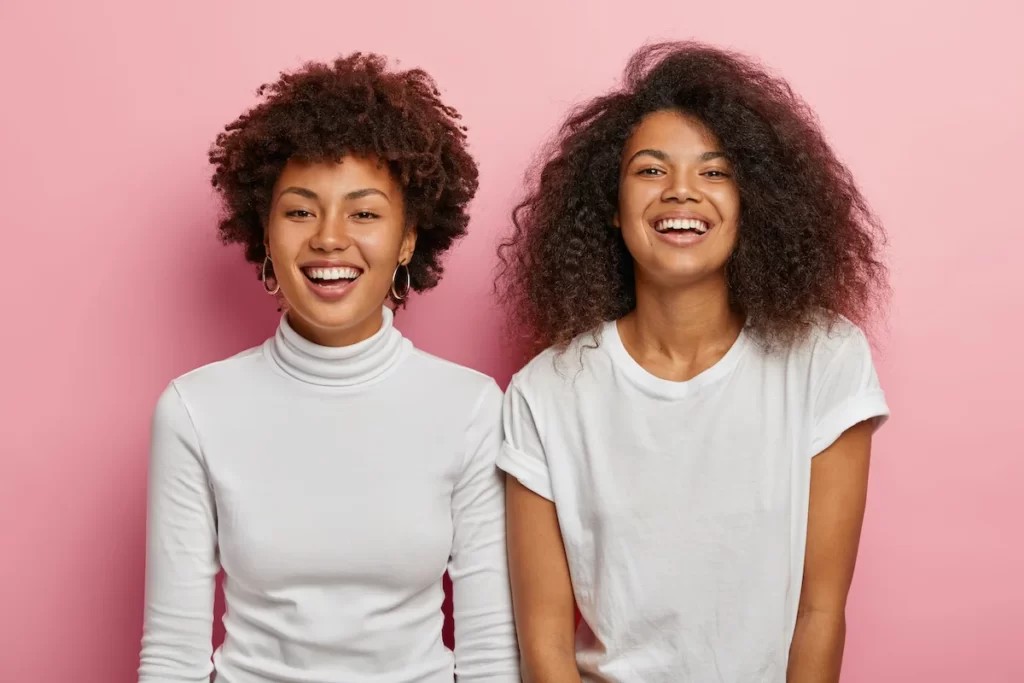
[298,263,363,301]
[646,211,715,247]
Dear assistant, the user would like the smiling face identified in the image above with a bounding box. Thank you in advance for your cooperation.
[265,156,415,347]
[616,109,741,290]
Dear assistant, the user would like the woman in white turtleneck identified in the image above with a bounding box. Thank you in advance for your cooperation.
[138,54,518,683]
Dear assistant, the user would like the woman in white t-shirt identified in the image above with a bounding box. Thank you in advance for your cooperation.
[137,54,519,683]
[496,42,889,683]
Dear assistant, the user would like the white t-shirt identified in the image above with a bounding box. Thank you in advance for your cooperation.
[139,307,519,683]
[497,317,888,683]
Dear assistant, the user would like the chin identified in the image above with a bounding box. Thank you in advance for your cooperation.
[308,305,374,330]
[286,294,366,325]
[644,261,728,288]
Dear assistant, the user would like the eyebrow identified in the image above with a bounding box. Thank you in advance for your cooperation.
[629,148,670,164]
[627,149,730,164]
[700,151,729,162]
[344,188,390,202]
[279,186,319,200]
[277,186,391,202]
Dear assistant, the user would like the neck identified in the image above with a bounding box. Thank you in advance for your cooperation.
[620,270,742,377]
[268,305,409,388]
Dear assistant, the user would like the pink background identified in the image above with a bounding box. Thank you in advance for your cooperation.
[2,1,1022,681]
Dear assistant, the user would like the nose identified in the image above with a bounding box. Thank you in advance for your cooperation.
[661,170,703,203]
[308,212,353,252]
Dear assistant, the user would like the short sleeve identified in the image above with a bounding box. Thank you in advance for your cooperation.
[810,326,890,457]
[496,379,554,501]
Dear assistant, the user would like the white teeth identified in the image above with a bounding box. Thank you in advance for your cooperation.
[306,266,360,281]
[656,218,709,234]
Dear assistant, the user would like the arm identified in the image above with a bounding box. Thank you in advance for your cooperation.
[789,324,890,682]
[138,385,219,683]
[787,420,874,683]
[497,381,580,683]
[506,476,581,683]
[448,381,520,682]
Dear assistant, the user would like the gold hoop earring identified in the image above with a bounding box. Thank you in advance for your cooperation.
[261,255,279,295]
[390,262,411,302]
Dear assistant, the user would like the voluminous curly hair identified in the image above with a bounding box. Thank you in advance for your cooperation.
[498,41,887,354]
[210,53,479,301]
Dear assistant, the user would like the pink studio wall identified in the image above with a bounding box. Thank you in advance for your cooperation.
[1,0,1022,681]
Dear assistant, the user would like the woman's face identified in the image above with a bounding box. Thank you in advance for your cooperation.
[616,110,740,290]
[265,156,415,347]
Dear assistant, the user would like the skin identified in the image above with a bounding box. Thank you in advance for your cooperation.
[507,476,581,683]
[787,420,873,683]
[613,109,743,382]
[508,110,873,682]
[265,156,416,347]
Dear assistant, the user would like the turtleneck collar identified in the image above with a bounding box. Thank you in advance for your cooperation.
[266,306,410,388]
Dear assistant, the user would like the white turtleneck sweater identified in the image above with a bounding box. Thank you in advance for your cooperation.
[138,307,519,683]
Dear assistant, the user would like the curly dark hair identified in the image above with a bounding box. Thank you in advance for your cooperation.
[498,41,887,354]
[210,53,479,302]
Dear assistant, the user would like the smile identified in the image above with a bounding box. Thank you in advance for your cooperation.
[300,265,362,301]
[653,217,709,235]
[302,266,361,284]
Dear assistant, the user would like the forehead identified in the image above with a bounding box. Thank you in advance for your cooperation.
[275,155,398,192]
[623,110,722,158]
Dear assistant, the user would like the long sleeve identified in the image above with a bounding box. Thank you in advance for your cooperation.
[138,383,219,683]
[448,381,521,682]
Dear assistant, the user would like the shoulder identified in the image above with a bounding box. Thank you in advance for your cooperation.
[404,350,505,448]
[161,343,268,409]
[792,318,888,450]
[804,315,870,353]
[768,316,883,416]
[406,347,501,407]
[509,325,609,400]
[785,316,875,372]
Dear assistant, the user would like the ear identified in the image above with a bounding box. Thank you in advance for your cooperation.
[612,212,621,229]
[399,224,418,265]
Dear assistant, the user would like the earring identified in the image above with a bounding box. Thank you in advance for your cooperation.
[261,255,279,295]
[390,262,411,302]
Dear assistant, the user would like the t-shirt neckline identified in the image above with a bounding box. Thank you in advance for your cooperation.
[602,318,749,398]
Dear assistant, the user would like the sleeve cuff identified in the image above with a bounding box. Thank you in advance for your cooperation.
[496,441,554,501]
[811,390,890,457]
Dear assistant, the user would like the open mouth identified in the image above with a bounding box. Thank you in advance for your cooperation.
[653,218,710,235]
[302,266,362,287]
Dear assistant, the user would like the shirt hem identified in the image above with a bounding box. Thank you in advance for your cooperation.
[496,442,554,501]
[810,390,889,457]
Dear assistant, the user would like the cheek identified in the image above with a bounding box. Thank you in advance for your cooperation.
[617,198,648,238]
[718,225,740,258]
[620,224,658,271]
[372,230,402,257]
[619,181,656,224]
[714,186,741,224]
[618,183,660,252]
[352,224,406,271]
[266,222,302,263]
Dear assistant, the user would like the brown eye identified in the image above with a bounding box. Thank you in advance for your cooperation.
[285,209,313,218]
